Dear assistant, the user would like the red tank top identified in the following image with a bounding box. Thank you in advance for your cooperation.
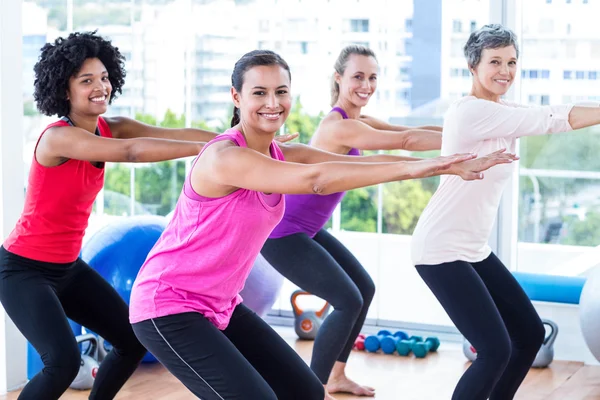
[3,117,112,263]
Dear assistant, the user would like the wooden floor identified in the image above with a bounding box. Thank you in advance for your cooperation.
[3,327,600,399]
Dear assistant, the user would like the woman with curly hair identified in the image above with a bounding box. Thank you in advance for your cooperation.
[0,31,254,399]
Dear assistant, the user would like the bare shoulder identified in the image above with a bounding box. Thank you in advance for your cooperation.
[319,110,344,127]
[198,138,238,161]
[316,111,349,138]
[43,124,86,138]
[102,116,133,137]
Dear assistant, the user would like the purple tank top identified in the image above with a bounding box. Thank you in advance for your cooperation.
[269,107,360,239]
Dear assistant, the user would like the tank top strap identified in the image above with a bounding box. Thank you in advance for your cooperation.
[330,107,349,119]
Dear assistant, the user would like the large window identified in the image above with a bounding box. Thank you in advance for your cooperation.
[22,0,191,236]
[516,0,600,278]
[22,0,491,328]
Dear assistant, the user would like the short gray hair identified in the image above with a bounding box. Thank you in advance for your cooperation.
[464,24,519,69]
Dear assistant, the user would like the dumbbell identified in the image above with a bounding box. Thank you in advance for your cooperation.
[353,334,366,351]
[412,337,440,358]
[380,331,409,354]
[364,330,393,353]
[396,336,423,356]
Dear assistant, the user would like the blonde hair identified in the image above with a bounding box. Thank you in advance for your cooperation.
[330,45,377,106]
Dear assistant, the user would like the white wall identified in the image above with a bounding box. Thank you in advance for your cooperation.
[0,0,26,393]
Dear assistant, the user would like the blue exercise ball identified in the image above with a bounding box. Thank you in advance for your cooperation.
[81,215,168,363]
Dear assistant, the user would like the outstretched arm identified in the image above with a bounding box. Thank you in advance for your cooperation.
[281,143,517,181]
[455,98,600,142]
[105,116,300,143]
[37,125,203,165]
[569,104,600,130]
[359,115,443,133]
[105,116,218,142]
[196,141,476,197]
[322,118,441,151]
[280,142,422,164]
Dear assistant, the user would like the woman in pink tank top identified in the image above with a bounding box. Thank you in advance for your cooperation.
[129,49,517,400]
[0,31,277,400]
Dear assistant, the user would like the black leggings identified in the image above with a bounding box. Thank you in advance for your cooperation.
[0,246,147,400]
[132,305,324,399]
[416,253,545,400]
[261,229,375,383]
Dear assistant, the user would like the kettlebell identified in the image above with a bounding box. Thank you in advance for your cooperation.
[70,334,100,390]
[291,290,331,340]
[532,319,558,368]
[462,319,558,368]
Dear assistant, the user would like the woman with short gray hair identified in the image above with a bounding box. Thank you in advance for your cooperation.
[412,23,600,399]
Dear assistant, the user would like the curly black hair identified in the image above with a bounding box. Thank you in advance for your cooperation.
[33,31,126,117]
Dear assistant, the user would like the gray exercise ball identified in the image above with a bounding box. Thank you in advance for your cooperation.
[240,253,285,317]
[580,266,600,362]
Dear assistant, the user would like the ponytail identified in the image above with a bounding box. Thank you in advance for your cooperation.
[330,74,340,106]
[231,106,240,127]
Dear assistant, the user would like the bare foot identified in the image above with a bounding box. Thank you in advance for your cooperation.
[327,376,375,397]
[324,389,337,400]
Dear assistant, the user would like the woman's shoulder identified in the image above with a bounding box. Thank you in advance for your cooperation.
[449,96,521,123]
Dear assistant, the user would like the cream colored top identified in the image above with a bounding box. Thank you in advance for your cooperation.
[411,96,573,266]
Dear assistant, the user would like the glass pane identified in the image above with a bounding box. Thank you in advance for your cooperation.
[22,1,67,192]
[517,1,600,278]
[272,0,491,324]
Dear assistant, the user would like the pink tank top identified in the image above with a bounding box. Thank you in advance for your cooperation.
[129,129,285,329]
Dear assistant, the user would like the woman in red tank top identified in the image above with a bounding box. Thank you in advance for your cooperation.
[0,31,267,400]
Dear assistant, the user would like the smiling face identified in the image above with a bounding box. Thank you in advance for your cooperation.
[336,54,378,107]
[231,64,292,135]
[66,57,112,117]
[471,46,517,101]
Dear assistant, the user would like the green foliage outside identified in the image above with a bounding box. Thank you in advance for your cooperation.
[519,127,600,246]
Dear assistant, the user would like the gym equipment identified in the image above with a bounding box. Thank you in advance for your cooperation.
[380,331,409,354]
[353,334,366,351]
[291,290,331,340]
[463,337,477,362]
[239,253,285,317]
[70,334,100,390]
[412,337,441,358]
[364,330,392,353]
[579,266,600,361]
[81,215,169,363]
[396,336,423,356]
[462,319,558,368]
[532,320,558,368]
[512,272,585,305]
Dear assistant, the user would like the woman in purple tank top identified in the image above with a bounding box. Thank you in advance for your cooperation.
[261,44,514,398]
[131,49,516,400]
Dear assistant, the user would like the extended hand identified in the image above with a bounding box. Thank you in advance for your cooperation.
[274,132,300,143]
[453,148,519,181]
[407,153,477,179]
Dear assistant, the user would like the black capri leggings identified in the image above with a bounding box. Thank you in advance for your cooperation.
[0,246,147,400]
[416,252,545,400]
[132,304,324,400]
[261,229,376,383]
